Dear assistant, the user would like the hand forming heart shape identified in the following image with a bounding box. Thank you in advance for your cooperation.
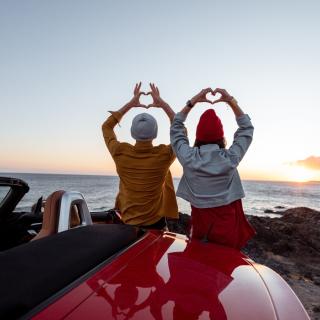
[134,83,168,109]
[190,88,234,106]
[135,91,153,109]
[132,83,234,110]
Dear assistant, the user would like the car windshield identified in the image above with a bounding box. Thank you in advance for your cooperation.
[0,186,11,205]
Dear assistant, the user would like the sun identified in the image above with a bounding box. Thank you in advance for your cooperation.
[287,166,314,183]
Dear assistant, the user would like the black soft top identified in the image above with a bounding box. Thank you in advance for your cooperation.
[0,224,140,319]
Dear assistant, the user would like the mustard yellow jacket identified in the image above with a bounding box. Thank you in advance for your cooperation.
[102,112,178,226]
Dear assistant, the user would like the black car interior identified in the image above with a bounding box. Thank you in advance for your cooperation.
[0,177,145,319]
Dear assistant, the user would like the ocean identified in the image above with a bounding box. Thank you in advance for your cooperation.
[1,173,319,217]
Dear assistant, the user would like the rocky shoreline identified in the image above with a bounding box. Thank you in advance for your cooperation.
[168,207,320,320]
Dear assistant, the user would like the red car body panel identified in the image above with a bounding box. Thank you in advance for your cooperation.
[33,231,309,320]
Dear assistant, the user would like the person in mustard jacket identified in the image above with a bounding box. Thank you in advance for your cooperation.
[102,83,178,229]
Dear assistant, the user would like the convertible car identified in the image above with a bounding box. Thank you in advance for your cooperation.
[0,177,310,320]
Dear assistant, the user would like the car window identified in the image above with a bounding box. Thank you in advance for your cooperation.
[0,186,11,204]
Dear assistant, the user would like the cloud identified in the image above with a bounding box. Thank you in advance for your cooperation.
[294,156,320,170]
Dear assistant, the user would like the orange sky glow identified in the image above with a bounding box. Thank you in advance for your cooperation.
[1,2,320,183]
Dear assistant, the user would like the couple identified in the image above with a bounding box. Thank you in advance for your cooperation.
[102,83,255,249]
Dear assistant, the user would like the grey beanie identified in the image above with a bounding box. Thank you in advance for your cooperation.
[131,113,158,141]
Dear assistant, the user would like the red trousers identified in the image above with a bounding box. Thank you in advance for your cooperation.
[190,200,255,249]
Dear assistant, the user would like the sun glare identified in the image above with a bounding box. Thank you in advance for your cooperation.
[287,166,314,183]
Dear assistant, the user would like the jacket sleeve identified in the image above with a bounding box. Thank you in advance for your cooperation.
[227,114,254,166]
[170,112,193,166]
[101,111,123,157]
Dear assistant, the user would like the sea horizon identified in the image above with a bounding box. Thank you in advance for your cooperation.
[1,172,319,217]
[1,171,320,184]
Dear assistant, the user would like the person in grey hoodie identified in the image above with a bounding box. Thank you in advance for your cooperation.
[170,87,255,249]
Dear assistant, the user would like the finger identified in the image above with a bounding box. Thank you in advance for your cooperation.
[205,98,214,104]
[211,98,224,105]
[213,88,224,95]
[152,83,157,95]
[156,86,160,95]
[138,104,147,108]
[149,84,155,97]
[209,88,216,95]
[147,103,155,108]
[204,88,214,99]
[221,89,229,97]
[152,84,158,94]
[199,88,210,97]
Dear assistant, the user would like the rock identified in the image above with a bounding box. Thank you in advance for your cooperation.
[313,304,320,313]
[167,212,190,235]
[247,207,320,259]
[272,239,293,255]
[264,209,275,213]
[246,207,320,318]
[314,276,320,286]
[275,205,286,209]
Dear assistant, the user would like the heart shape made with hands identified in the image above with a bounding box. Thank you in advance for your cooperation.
[137,91,155,109]
[205,91,224,104]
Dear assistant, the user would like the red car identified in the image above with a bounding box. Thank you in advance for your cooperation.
[0,177,310,319]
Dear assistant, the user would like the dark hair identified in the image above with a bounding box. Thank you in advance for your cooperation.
[194,137,227,149]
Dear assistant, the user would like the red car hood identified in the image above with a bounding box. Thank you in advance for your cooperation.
[33,231,309,320]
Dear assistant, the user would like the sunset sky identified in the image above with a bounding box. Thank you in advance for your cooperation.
[1,1,320,182]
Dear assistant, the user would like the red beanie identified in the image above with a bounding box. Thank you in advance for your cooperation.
[196,109,224,142]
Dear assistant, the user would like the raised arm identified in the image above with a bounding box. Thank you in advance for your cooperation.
[211,88,254,164]
[148,83,175,123]
[211,88,244,117]
[102,82,147,156]
[179,88,215,118]
[171,87,253,165]
[178,87,244,118]
[170,88,215,164]
[116,82,148,116]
